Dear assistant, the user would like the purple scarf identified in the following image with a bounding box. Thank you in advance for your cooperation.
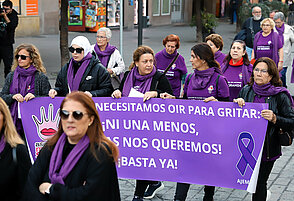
[276,24,285,46]
[94,43,116,67]
[67,53,92,92]
[221,62,251,85]
[122,66,156,97]
[162,48,178,59]
[253,82,294,107]
[190,67,222,90]
[214,50,226,65]
[0,135,5,154]
[49,133,90,185]
[9,65,37,123]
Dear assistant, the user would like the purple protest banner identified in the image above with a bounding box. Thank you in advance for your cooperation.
[20,97,268,193]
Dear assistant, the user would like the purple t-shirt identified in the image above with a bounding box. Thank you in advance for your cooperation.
[155,49,187,97]
[223,66,243,101]
[184,72,230,100]
[255,31,283,60]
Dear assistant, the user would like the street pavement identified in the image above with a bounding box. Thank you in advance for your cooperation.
[1,20,294,200]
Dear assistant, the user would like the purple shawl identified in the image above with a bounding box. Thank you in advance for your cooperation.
[122,66,156,97]
[94,43,116,67]
[291,57,294,83]
[221,62,252,85]
[9,65,37,123]
[67,53,92,92]
[0,135,5,154]
[252,82,294,107]
[276,23,285,46]
[49,133,90,185]
[190,67,222,90]
[214,50,226,65]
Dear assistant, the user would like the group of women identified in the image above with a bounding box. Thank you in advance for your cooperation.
[0,24,293,201]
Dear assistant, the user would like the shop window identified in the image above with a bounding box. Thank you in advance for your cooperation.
[161,0,170,15]
[152,0,160,16]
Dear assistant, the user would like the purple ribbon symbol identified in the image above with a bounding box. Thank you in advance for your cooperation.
[236,132,256,176]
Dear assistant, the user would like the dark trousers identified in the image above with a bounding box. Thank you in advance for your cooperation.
[174,183,215,201]
[281,67,287,88]
[252,160,275,201]
[0,44,13,77]
[134,180,158,197]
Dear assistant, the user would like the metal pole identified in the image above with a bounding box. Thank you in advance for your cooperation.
[120,0,123,57]
[138,0,143,46]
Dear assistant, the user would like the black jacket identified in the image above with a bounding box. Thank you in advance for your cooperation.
[54,56,113,97]
[0,71,51,106]
[0,143,32,201]
[22,144,121,201]
[0,9,18,45]
[241,17,263,48]
[119,71,173,97]
[238,85,294,159]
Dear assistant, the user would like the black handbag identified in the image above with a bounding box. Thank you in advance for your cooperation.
[110,74,121,90]
[279,129,294,146]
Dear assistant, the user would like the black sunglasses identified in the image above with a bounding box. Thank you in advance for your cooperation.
[68,46,84,54]
[15,54,30,60]
[60,110,87,120]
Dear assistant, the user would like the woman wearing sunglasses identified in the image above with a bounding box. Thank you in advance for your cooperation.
[23,91,120,201]
[221,40,252,101]
[112,46,173,201]
[49,36,113,98]
[0,43,51,139]
[234,57,294,201]
[0,98,31,201]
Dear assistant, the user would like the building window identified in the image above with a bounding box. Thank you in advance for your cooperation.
[161,0,170,15]
[152,0,160,16]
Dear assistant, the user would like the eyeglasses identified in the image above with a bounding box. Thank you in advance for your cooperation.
[60,110,88,120]
[262,24,271,27]
[96,36,107,39]
[15,54,30,60]
[254,68,268,74]
[68,46,84,54]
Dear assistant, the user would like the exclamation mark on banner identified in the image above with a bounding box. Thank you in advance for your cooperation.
[175,160,178,169]
[219,144,222,154]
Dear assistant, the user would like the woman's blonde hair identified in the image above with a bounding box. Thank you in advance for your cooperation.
[0,98,24,147]
[11,44,46,73]
[129,45,155,70]
[260,18,275,29]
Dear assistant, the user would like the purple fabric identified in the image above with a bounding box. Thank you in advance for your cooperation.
[291,57,294,83]
[155,49,187,97]
[184,69,230,100]
[9,65,37,124]
[214,50,226,65]
[0,135,5,154]
[276,23,285,46]
[190,67,221,90]
[67,53,92,92]
[252,82,294,107]
[222,62,252,100]
[94,43,116,67]
[49,133,90,185]
[122,66,156,97]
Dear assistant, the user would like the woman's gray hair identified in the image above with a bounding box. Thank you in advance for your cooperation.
[97,27,112,39]
[273,12,285,22]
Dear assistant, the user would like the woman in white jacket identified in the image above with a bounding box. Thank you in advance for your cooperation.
[273,11,294,87]
[92,27,125,76]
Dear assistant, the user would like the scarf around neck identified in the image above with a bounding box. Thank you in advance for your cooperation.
[94,43,116,67]
[67,53,92,92]
[49,133,90,185]
[0,135,6,154]
[222,58,251,85]
[276,23,285,46]
[162,48,178,59]
[190,67,221,90]
[122,66,156,97]
[252,82,294,107]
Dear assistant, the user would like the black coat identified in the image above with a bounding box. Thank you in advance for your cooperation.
[119,70,173,97]
[0,143,32,201]
[22,143,120,201]
[54,56,113,97]
[0,9,18,45]
[238,85,294,159]
[241,17,263,48]
[0,71,51,106]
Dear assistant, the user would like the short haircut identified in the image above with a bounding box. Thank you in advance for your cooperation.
[205,34,224,51]
[260,18,275,29]
[162,34,180,49]
[273,12,285,22]
[2,0,13,8]
[97,27,112,39]
[252,6,261,13]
